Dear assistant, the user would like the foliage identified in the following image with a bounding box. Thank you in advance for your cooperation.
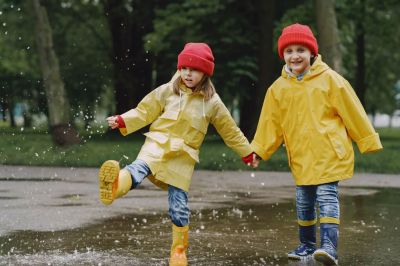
[0,1,113,127]
[337,0,400,115]
[0,0,399,130]
[0,128,399,174]
[0,1,42,120]
[43,1,113,126]
[144,0,259,105]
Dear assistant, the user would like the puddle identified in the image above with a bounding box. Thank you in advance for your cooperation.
[0,188,399,265]
[0,177,62,182]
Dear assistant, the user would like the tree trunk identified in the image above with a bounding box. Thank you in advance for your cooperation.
[355,0,366,106]
[314,0,343,72]
[22,103,32,128]
[7,100,16,127]
[240,0,275,139]
[1,103,6,122]
[103,0,154,115]
[32,0,80,146]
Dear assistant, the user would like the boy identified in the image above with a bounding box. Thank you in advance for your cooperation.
[251,23,382,265]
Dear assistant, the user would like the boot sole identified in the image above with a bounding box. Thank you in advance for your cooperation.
[288,254,313,260]
[313,250,338,265]
[99,160,120,205]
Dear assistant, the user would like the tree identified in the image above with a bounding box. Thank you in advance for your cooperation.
[354,0,367,106]
[240,0,276,138]
[0,1,42,128]
[314,0,342,72]
[339,0,400,115]
[102,0,156,115]
[32,0,80,145]
[45,1,113,128]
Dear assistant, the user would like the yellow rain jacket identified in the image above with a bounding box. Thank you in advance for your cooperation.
[119,72,252,192]
[251,56,383,185]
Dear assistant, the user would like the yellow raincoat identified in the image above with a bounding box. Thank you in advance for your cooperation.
[251,56,383,185]
[119,72,252,192]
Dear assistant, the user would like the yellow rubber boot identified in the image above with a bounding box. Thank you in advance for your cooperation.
[99,160,132,205]
[169,224,189,266]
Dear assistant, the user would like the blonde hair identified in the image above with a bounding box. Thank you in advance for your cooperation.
[173,75,216,100]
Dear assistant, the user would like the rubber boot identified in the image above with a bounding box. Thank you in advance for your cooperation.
[99,160,132,205]
[288,224,316,260]
[169,224,189,266]
[313,223,339,265]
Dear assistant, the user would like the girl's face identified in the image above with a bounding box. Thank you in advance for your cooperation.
[283,44,312,75]
[180,67,205,88]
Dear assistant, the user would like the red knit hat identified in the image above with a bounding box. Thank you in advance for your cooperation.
[177,43,215,76]
[277,23,318,59]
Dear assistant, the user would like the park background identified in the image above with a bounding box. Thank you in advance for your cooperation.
[0,0,399,174]
[0,1,400,265]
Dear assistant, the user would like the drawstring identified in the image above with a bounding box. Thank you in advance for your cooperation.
[202,97,205,117]
[179,89,182,112]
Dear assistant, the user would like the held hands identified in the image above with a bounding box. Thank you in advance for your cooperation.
[242,152,261,168]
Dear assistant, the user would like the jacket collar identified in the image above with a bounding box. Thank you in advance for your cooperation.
[179,81,205,96]
[281,55,329,81]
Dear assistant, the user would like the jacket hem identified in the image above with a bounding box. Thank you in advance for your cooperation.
[294,172,353,186]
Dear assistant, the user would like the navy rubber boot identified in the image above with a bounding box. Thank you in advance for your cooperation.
[288,225,316,260]
[313,223,338,265]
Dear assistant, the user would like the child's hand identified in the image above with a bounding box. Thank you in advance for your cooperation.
[106,116,119,129]
[242,153,260,168]
[252,155,260,168]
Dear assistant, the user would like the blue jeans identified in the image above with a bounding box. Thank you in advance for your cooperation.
[296,182,340,225]
[125,159,190,227]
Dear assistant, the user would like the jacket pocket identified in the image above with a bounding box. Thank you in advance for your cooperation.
[191,117,207,134]
[282,132,292,167]
[140,137,165,157]
[327,131,347,159]
[160,110,179,120]
[143,132,168,144]
[186,117,208,147]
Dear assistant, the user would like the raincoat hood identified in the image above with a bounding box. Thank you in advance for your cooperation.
[281,55,329,81]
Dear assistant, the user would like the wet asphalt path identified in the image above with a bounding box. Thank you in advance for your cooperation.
[1,165,399,236]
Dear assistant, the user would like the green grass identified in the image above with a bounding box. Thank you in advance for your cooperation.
[0,127,399,174]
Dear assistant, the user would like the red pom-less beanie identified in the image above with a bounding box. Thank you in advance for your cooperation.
[177,43,215,77]
[277,23,318,59]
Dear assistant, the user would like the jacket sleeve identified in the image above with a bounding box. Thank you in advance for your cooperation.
[251,86,284,160]
[210,98,252,157]
[119,86,165,136]
[331,76,383,153]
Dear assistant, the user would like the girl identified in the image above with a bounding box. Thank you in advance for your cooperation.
[250,24,382,265]
[99,42,255,266]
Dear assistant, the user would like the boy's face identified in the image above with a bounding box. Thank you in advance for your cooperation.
[283,44,312,75]
[180,67,205,88]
